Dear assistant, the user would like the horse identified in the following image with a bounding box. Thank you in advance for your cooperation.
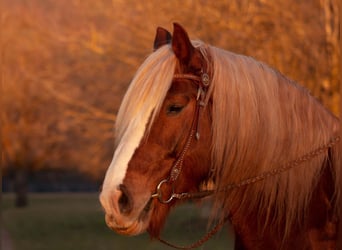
[99,23,341,249]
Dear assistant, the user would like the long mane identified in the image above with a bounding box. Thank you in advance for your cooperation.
[206,44,340,236]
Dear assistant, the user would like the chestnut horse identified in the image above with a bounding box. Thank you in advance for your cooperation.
[100,23,340,249]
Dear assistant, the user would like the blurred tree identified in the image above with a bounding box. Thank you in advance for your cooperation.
[320,0,339,114]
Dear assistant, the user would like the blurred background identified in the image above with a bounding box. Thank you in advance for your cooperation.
[1,0,339,249]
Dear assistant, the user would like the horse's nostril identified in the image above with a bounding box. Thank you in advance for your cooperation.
[118,184,133,215]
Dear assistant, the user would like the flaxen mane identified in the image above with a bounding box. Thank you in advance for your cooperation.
[115,40,340,238]
[115,45,176,146]
[207,44,340,237]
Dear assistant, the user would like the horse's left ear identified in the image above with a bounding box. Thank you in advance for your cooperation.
[153,27,172,51]
[172,23,195,67]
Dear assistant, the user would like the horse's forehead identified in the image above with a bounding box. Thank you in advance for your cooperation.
[168,80,198,97]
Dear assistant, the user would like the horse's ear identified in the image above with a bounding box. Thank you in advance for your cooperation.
[153,27,172,51]
[172,23,195,66]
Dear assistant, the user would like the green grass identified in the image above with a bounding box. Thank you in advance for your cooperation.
[2,193,234,250]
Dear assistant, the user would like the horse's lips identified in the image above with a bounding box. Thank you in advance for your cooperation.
[105,197,154,236]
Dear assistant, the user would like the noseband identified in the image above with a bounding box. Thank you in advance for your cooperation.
[151,70,211,204]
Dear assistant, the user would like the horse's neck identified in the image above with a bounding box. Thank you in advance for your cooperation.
[230,159,338,250]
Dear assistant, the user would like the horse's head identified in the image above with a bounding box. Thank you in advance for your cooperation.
[99,23,213,237]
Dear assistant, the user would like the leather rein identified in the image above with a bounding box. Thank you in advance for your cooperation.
[150,70,341,249]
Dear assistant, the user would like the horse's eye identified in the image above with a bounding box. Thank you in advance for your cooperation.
[167,105,184,115]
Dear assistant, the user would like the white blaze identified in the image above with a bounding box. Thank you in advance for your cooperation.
[101,118,148,193]
[99,45,176,210]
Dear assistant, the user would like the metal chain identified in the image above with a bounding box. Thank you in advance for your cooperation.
[157,135,340,249]
[174,136,341,199]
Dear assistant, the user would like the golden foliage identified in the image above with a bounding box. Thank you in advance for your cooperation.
[2,0,339,178]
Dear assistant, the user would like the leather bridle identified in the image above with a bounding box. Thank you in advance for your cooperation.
[151,71,211,204]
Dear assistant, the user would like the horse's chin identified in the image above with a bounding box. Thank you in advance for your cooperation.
[107,218,149,236]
